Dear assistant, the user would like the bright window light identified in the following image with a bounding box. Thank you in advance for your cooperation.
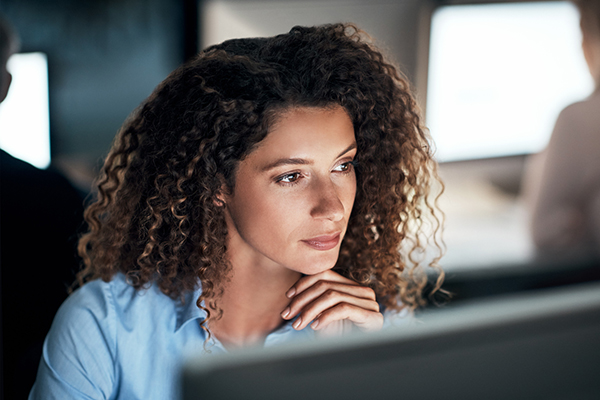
[426,1,593,162]
[0,52,51,169]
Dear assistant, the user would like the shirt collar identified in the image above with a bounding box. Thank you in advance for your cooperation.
[172,283,316,343]
[263,316,315,347]
[175,286,206,333]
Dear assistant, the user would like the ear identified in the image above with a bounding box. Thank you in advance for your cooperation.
[213,178,229,207]
[214,190,226,207]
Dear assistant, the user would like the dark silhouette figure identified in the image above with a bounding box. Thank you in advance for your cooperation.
[0,15,85,399]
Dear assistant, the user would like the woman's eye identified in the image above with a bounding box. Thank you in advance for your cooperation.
[277,172,301,184]
[334,161,355,173]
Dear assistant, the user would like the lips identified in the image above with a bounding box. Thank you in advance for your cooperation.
[301,232,341,251]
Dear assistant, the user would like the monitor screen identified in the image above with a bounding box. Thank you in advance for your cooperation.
[181,282,600,399]
[426,1,593,162]
[0,52,51,169]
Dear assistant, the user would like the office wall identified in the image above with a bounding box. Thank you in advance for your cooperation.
[202,0,423,84]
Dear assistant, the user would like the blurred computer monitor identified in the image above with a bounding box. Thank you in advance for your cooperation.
[424,1,593,162]
[0,52,51,169]
[181,282,600,400]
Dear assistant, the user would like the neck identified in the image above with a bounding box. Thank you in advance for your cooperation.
[207,229,301,349]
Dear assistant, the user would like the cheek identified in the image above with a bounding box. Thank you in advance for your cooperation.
[259,192,312,240]
[230,184,305,244]
[252,198,290,237]
[341,175,357,215]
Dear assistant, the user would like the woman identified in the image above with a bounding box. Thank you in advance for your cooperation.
[30,24,443,399]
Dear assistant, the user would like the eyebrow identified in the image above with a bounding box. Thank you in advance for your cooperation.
[260,142,357,172]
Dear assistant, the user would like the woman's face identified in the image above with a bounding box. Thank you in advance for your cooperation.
[223,105,357,276]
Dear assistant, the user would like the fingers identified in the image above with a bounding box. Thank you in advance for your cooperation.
[285,269,374,300]
[281,281,378,322]
[280,270,382,333]
[283,289,379,330]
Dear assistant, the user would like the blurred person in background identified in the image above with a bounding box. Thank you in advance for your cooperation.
[524,0,600,257]
[0,13,85,399]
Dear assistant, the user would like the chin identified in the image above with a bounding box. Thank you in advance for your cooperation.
[295,252,339,276]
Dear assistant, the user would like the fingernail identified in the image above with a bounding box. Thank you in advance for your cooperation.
[281,307,290,318]
[311,320,319,330]
[293,317,302,330]
[286,287,296,298]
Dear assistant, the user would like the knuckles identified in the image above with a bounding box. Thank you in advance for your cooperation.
[359,286,376,301]
[314,280,330,291]
[290,272,381,323]
[337,302,353,313]
[323,288,338,300]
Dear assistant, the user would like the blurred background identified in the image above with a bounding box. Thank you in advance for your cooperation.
[1,0,599,398]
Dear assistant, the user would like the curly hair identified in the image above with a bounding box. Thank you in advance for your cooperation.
[77,23,444,330]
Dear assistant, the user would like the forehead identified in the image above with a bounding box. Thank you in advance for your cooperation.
[251,106,356,159]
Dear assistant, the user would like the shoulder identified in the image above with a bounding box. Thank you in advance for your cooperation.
[50,277,120,339]
[54,274,182,335]
[30,275,183,399]
[55,274,134,323]
[45,274,154,367]
[548,94,600,151]
[29,277,126,399]
[556,94,600,125]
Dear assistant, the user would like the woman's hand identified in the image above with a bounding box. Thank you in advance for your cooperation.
[280,270,383,336]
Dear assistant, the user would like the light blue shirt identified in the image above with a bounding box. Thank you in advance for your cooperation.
[29,273,315,400]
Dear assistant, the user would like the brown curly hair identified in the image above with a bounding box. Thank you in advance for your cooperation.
[77,23,444,329]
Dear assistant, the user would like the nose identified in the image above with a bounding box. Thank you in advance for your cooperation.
[310,177,345,222]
